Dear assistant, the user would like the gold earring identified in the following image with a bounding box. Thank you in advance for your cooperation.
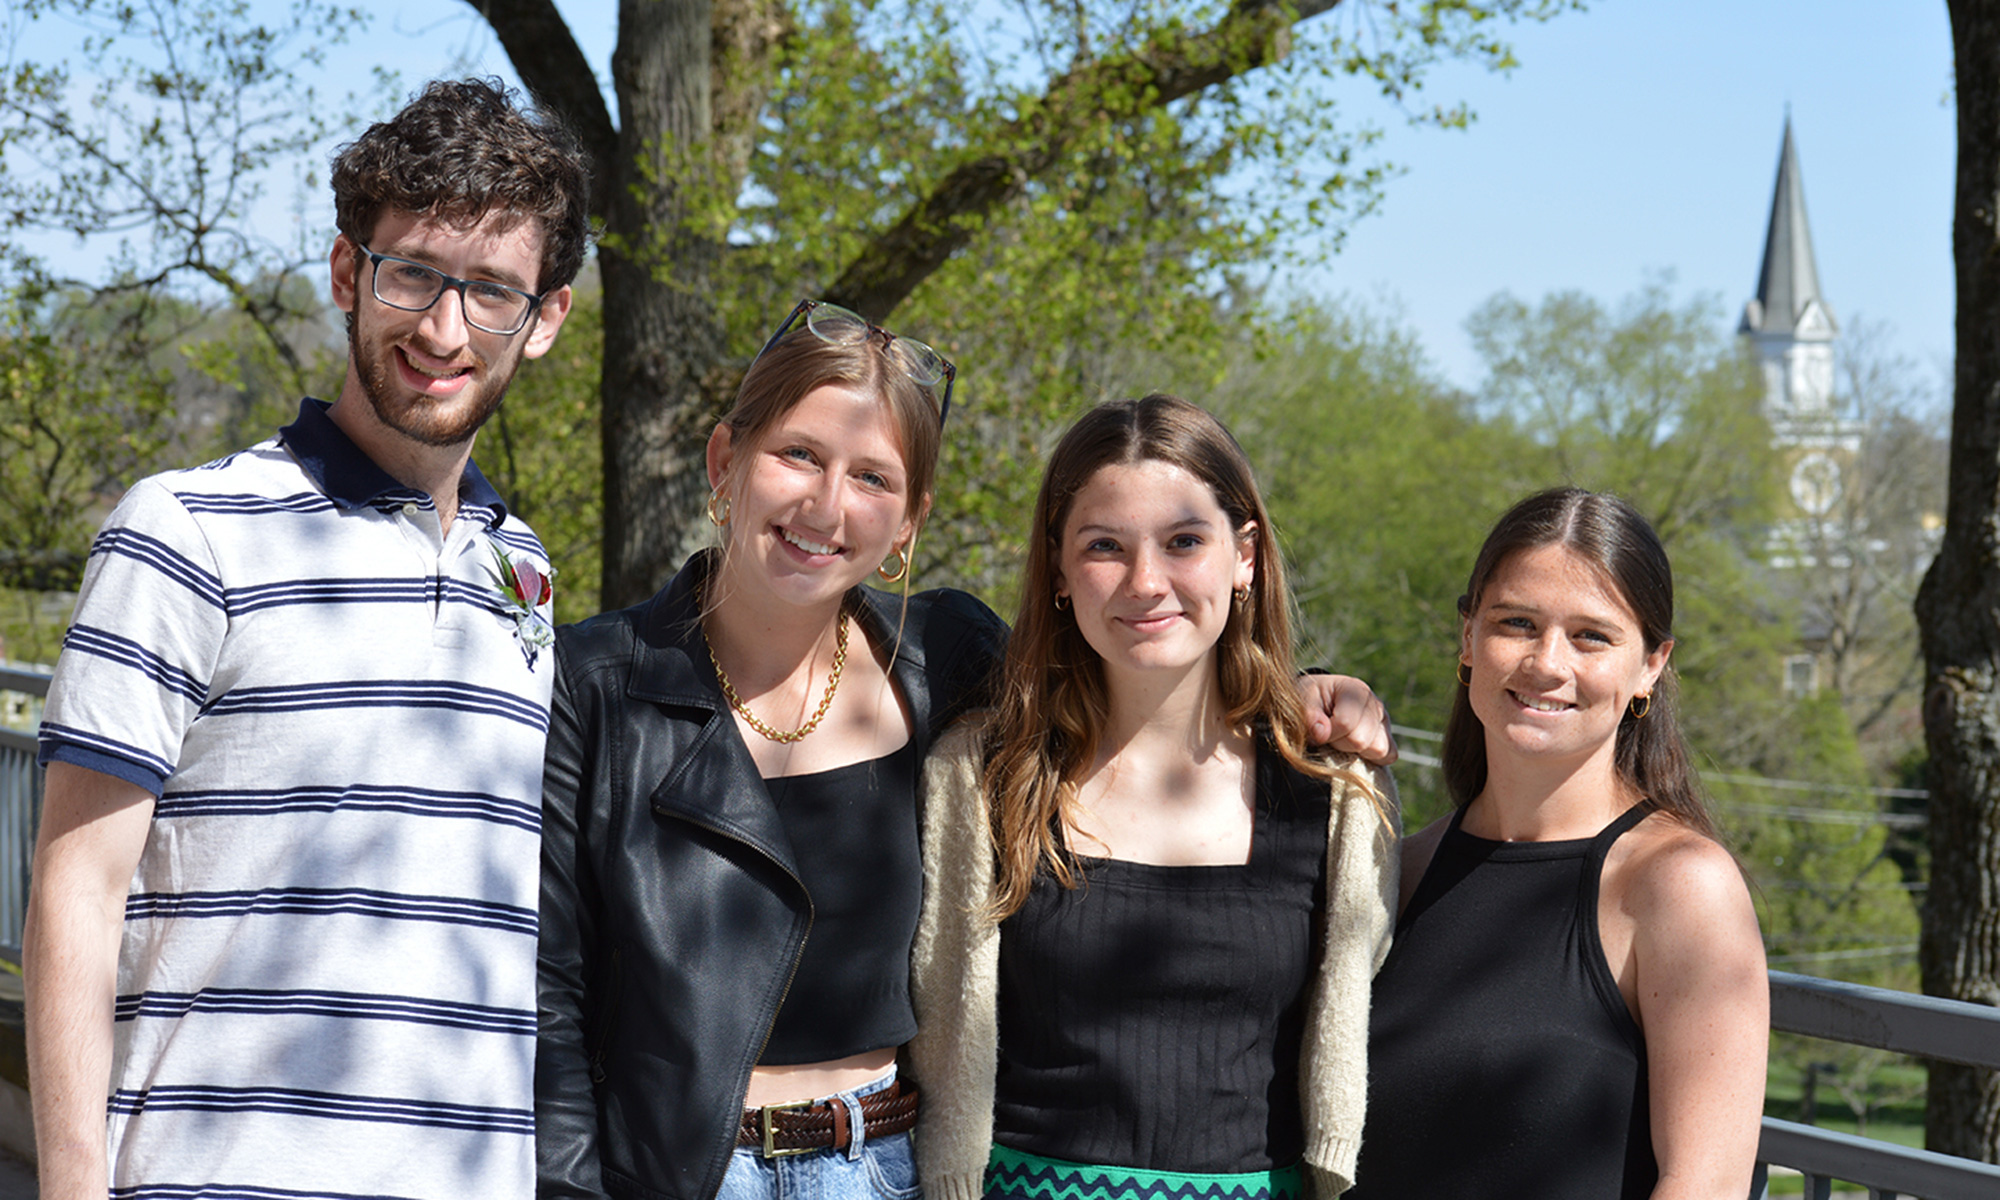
[1457,661,1472,687]
[1233,585,1251,605]
[1629,693,1651,720]
[1054,593,1070,611]
[878,546,910,584]
[706,488,731,527]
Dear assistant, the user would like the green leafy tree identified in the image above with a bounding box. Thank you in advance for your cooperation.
[483,274,606,623]
[0,286,180,658]
[1721,691,1925,1138]
[1461,281,1796,769]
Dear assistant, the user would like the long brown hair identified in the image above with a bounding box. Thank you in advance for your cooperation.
[1443,487,1717,840]
[983,394,1377,919]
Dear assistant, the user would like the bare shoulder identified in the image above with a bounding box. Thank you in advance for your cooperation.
[1614,816,1752,923]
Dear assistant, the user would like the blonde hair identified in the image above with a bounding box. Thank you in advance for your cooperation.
[708,322,944,616]
[982,394,1379,920]
[718,324,943,526]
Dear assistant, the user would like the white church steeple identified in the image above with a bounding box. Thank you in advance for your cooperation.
[1741,116,1839,421]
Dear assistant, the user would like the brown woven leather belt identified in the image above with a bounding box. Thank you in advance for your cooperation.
[737,1079,920,1158]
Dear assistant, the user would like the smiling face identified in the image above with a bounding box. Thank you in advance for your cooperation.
[331,208,571,450]
[1461,542,1672,779]
[1055,459,1255,690]
[707,383,923,612]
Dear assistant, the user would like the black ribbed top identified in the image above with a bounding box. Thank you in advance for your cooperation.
[1353,804,1655,1199]
[758,739,922,1064]
[991,750,1329,1172]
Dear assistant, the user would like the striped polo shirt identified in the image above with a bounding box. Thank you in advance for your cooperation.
[40,398,554,1200]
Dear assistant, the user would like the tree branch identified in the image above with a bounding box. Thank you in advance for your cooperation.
[462,0,618,218]
[825,0,1342,320]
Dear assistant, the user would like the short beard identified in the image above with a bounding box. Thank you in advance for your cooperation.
[348,309,525,447]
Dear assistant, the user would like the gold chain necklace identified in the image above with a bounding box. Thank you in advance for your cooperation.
[707,613,849,744]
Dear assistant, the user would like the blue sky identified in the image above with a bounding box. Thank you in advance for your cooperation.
[1304,2,1958,392]
[22,1,1957,396]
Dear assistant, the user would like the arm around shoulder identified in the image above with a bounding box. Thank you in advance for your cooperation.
[1298,762,1400,1197]
[906,719,1003,1200]
[1629,832,1768,1200]
[25,763,156,1200]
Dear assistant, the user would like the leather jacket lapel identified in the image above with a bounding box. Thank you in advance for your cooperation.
[623,556,805,885]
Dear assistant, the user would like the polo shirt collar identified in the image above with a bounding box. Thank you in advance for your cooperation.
[279,397,511,525]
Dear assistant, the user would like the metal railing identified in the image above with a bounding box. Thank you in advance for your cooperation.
[1754,971,2000,1198]
[0,666,46,958]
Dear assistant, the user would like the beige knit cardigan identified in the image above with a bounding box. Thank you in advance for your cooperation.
[904,720,1401,1200]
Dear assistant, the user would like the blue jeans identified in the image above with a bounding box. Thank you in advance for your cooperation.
[718,1073,923,1200]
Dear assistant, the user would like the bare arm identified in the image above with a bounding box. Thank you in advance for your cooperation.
[1628,835,1768,1200]
[1296,673,1398,765]
[24,763,156,1200]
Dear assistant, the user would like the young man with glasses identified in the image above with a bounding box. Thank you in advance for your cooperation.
[25,78,588,1200]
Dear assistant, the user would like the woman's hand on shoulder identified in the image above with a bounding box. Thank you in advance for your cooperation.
[1297,672,1397,765]
[1625,825,1768,1200]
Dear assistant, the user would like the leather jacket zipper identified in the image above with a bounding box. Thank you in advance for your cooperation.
[588,943,624,1084]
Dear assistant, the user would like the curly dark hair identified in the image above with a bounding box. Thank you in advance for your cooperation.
[331,78,591,293]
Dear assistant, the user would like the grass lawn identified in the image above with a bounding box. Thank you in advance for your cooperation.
[1758,1053,1925,1194]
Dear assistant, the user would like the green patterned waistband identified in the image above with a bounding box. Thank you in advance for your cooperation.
[984,1145,1304,1200]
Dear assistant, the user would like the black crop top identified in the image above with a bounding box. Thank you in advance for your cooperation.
[991,748,1330,1173]
[758,738,923,1065]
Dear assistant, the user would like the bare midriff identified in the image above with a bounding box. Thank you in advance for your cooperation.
[743,1047,899,1108]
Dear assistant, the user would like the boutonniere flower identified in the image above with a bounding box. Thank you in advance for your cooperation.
[489,540,556,667]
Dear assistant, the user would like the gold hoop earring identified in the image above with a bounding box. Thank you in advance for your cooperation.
[878,546,910,584]
[706,488,731,527]
[1053,593,1070,612]
[1233,585,1251,606]
[1456,661,1472,687]
[1629,693,1651,720]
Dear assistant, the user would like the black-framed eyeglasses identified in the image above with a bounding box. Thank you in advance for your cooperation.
[758,298,956,425]
[355,241,546,336]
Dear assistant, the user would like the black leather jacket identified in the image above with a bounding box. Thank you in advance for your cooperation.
[536,552,1007,1200]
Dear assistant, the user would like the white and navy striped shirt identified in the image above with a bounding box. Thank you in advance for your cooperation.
[40,398,554,1200]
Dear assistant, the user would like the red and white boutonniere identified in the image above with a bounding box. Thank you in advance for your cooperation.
[490,540,557,667]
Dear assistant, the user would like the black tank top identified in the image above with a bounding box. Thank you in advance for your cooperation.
[758,739,922,1064]
[1353,804,1655,1200]
[991,748,1330,1173]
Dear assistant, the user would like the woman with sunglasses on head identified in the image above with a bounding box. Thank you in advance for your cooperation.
[536,307,1396,1200]
[906,394,1399,1200]
[1351,488,1766,1200]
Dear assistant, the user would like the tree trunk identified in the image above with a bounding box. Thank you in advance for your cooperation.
[590,0,722,608]
[1915,0,2000,1162]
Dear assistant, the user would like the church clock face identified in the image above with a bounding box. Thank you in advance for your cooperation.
[1790,452,1842,516]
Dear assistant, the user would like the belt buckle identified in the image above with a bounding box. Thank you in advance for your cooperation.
[760,1098,815,1159]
